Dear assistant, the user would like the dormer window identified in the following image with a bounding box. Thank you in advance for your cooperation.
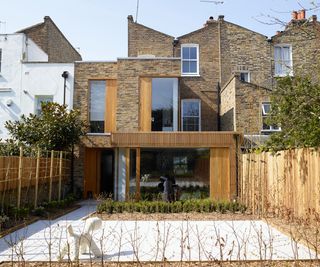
[181,44,199,76]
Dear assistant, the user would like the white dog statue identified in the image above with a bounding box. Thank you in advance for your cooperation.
[57,217,103,261]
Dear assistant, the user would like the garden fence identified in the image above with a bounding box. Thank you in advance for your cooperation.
[0,147,70,210]
[240,147,320,219]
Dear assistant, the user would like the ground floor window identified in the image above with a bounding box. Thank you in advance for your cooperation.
[140,148,209,200]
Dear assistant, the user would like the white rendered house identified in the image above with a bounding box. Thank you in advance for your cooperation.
[0,17,80,140]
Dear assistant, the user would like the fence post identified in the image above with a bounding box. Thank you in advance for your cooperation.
[58,151,63,201]
[17,147,23,209]
[49,150,54,202]
[34,148,40,209]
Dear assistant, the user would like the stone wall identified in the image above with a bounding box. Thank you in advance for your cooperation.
[20,16,81,63]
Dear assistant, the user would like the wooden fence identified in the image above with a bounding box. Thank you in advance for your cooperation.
[0,147,70,209]
[241,148,320,219]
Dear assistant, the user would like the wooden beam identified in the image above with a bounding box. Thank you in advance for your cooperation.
[105,79,117,133]
[139,77,152,131]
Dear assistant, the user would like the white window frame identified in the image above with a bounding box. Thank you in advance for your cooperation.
[274,44,293,77]
[0,48,2,74]
[181,99,201,131]
[261,102,281,133]
[239,71,250,82]
[181,44,200,76]
[35,95,53,115]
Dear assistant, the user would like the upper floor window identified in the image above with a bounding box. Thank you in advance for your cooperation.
[35,95,53,115]
[182,99,201,131]
[181,44,199,76]
[0,49,2,73]
[239,71,250,82]
[89,80,106,133]
[274,45,293,77]
[152,78,178,131]
[261,102,281,133]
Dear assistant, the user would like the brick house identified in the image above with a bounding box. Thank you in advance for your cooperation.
[73,10,319,200]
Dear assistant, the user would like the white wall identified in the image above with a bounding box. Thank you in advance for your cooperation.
[0,33,75,140]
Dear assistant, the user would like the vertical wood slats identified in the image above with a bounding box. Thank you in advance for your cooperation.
[105,79,117,133]
[241,148,320,219]
[210,148,231,200]
[139,78,152,132]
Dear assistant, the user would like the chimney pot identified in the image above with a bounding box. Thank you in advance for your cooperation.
[209,16,214,20]
[298,9,306,20]
[218,15,225,21]
[291,11,298,20]
[312,15,317,22]
[127,15,134,22]
[276,31,281,35]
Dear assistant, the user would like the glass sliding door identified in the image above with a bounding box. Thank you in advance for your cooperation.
[151,78,178,131]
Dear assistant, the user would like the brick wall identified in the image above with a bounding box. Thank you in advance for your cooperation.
[220,76,271,134]
[128,15,174,57]
[117,58,181,131]
[20,16,81,63]
[177,20,220,131]
[271,21,320,79]
[220,20,272,89]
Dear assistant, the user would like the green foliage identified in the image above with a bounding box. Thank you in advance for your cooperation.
[262,76,320,152]
[4,102,86,151]
[97,199,246,214]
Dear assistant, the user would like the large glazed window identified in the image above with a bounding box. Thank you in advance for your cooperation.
[151,78,178,131]
[181,44,199,76]
[140,148,210,200]
[89,80,106,133]
[274,45,293,77]
[182,99,201,131]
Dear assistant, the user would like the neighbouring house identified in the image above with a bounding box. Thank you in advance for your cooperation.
[0,16,81,139]
[73,10,320,201]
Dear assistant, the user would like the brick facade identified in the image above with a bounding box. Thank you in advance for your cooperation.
[18,16,82,63]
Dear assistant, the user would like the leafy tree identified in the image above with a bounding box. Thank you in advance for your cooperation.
[5,102,86,151]
[263,75,320,152]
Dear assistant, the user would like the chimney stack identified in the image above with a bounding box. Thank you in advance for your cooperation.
[312,15,317,22]
[291,11,298,20]
[297,9,306,20]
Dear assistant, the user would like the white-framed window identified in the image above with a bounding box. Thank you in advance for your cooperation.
[0,49,2,73]
[239,71,250,82]
[181,99,201,131]
[181,44,199,76]
[261,102,281,132]
[35,95,53,115]
[274,45,293,77]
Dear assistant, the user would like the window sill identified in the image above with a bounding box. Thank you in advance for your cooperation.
[86,132,111,136]
[181,74,201,77]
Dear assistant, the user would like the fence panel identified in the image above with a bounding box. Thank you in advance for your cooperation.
[0,148,70,209]
[241,148,320,219]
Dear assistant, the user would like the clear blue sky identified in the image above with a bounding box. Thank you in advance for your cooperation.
[1,0,318,60]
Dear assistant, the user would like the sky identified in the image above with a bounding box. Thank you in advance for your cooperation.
[1,0,319,60]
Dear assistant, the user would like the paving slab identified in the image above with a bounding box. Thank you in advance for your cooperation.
[0,202,317,262]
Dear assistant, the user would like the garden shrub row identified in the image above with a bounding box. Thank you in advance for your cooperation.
[97,199,246,214]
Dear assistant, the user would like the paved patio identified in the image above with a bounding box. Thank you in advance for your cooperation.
[0,201,317,262]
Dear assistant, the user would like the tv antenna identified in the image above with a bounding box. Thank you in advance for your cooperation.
[135,0,140,22]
